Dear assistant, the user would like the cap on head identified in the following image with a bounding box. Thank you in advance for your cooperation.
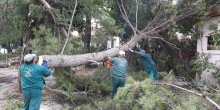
[32,54,37,61]
[24,54,36,62]
[119,51,125,56]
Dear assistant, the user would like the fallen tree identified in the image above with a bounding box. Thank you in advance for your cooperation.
[42,38,137,68]
[0,1,204,69]
[37,0,198,68]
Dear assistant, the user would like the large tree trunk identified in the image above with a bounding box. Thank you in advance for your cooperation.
[42,34,140,68]
[43,48,119,68]
[85,13,92,53]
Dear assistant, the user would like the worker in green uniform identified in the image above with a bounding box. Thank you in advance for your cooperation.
[129,46,158,80]
[108,51,128,99]
[20,54,51,110]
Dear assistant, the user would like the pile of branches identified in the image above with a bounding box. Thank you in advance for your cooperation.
[74,73,220,110]
[44,68,220,109]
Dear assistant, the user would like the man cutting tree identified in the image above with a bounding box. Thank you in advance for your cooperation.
[106,51,128,99]
[129,44,158,81]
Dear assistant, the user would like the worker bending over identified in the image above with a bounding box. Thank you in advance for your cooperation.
[108,51,128,99]
[129,46,158,80]
[20,54,51,110]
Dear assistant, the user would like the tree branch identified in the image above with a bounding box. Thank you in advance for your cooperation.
[60,0,78,54]
[150,36,183,61]
[45,86,88,98]
[38,0,56,22]
[38,0,69,40]
[89,98,103,110]
[135,0,138,36]
[116,0,140,36]
[165,83,220,110]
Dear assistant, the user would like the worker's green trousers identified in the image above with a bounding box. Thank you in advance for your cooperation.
[148,69,158,80]
[111,77,125,99]
[22,88,42,110]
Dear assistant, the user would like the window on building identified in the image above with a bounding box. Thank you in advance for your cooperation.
[207,32,220,50]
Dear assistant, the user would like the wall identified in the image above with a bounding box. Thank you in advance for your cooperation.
[197,16,220,87]
[197,16,220,66]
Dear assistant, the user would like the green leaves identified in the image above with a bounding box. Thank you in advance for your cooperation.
[190,53,214,76]
[0,0,28,44]
[76,76,212,109]
[55,8,70,27]
[31,25,62,54]
[29,4,46,23]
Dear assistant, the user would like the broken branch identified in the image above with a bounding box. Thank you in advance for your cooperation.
[60,0,78,54]
[165,83,220,110]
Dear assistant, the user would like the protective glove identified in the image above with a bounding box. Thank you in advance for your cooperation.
[41,60,48,85]
[42,60,48,69]
[135,43,142,51]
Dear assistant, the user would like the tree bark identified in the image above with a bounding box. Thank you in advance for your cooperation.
[1,35,138,68]
[42,33,141,68]
[85,12,92,53]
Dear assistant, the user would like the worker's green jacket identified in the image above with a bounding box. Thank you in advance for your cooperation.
[133,50,158,80]
[110,57,128,99]
[20,64,51,90]
[110,57,128,79]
